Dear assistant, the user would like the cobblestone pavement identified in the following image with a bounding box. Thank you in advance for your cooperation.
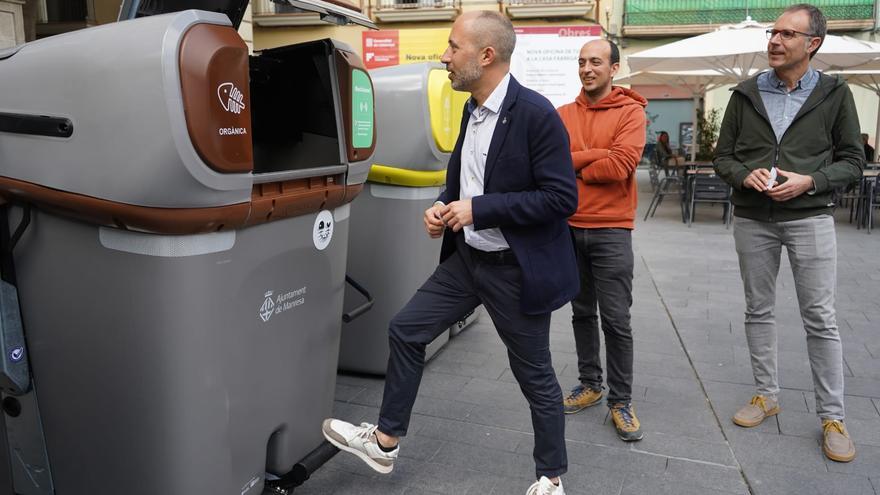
[297,170,880,495]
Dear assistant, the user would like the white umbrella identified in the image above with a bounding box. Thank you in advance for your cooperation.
[615,71,738,160]
[627,18,880,81]
[827,70,880,152]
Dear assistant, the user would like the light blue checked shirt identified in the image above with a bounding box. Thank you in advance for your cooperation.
[757,67,819,143]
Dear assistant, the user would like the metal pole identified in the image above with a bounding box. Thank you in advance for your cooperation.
[691,94,699,161]
[874,91,880,160]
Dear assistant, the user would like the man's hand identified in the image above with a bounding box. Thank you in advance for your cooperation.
[440,199,473,232]
[424,203,446,238]
[743,168,773,192]
[766,169,815,202]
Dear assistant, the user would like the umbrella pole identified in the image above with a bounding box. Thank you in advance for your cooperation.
[691,94,699,161]
[874,93,880,161]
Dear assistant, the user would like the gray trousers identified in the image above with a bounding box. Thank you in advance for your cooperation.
[733,215,844,420]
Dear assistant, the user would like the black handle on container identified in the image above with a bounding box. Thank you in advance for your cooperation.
[265,441,339,493]
[0,112,73,138]
[342,275,373,323]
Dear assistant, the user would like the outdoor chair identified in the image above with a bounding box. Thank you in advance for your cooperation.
[644,148,685,222]
[648,158,660,192]
[868,175,880,234]
[687,172,732,228]
[834,180,867,225]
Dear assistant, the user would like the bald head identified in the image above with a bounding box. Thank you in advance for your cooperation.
[458,11,516,64]
[583,38,619,66]
[578,38,620,103]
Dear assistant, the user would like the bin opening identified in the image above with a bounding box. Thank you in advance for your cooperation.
[250,40,341,175]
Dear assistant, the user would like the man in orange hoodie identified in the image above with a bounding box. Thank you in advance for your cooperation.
[557,39,647,442]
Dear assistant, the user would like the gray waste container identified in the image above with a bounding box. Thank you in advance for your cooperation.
[339,63,479,375]
[0,5,375,495]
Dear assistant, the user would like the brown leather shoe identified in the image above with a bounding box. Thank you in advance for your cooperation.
[732,395,779,427]
[822,419,856,463]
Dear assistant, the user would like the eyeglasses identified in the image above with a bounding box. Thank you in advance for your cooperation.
[766,28,817,41]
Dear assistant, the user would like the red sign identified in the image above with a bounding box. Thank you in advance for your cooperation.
[363,31,400,69]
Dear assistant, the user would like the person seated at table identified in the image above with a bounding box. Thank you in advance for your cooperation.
[861,133,874,162]
[655,131,684,168]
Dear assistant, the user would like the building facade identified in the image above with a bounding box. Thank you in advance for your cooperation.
[2,1,879,148]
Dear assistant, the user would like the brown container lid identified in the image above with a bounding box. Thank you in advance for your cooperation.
[179,23,254,174]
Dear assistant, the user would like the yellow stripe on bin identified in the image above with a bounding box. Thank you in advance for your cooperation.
[367,164,447,187]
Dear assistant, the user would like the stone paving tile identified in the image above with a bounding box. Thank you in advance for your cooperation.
[742,462,876,495]
[298,467,409,494]
[389,459,501,494]
[776,409,827,439]
[334,382,367,403]
[563,440,668,476]
[632,431,736,466]
[843,376,880,399]
[843,416,880,448]
[430,441,536,479]
[620,474,748,495]
[729,431,828,473]
[824,442,880,478]
[488,464,623,495]
[296,172,880,495]
[416,415,530,453]
[393,433,445,462]
[663,458,748,492]
[563,415,627,446]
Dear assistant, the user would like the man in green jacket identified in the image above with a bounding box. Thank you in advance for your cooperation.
[714,3,863,463]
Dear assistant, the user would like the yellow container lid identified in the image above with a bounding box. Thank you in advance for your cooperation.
[368,164,447,187]
[427,69,469,153]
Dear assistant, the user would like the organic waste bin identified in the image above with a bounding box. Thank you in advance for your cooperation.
[0,3,376,494]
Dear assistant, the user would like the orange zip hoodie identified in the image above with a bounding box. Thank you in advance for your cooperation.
[557,86,647,229]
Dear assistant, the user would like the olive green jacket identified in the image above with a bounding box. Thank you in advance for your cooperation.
[713,71,864,222]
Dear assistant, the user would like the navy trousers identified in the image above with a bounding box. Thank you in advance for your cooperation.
[377,236,567,479]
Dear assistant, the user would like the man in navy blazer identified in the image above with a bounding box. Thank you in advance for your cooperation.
[323,11,578,494]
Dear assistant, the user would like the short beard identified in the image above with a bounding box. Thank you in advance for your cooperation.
[451,59,483,92]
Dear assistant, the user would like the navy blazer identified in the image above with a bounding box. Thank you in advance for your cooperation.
[438,76,579,315]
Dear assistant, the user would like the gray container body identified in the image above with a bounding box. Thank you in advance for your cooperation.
[10,205,351,494]
[338,63,478,375]
[340,184,445,373]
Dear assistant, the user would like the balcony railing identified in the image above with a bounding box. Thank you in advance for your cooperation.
[502,0,597,19]
[374,0,455,9]
[625,0,874,34]
[372,0,460,22]
[252,0,367,26]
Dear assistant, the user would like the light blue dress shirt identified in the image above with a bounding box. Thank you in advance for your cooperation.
[757,67,818,143]
[459,73,511,252]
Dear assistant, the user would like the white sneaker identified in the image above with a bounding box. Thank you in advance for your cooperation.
[526,476,565,495]
[321,419,397,474]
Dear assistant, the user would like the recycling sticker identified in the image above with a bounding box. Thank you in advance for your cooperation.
[351,69,374,149]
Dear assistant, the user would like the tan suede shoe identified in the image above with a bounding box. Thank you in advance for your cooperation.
[563,384,603,415]
[822,419,856,463]
[732,395,779,427]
